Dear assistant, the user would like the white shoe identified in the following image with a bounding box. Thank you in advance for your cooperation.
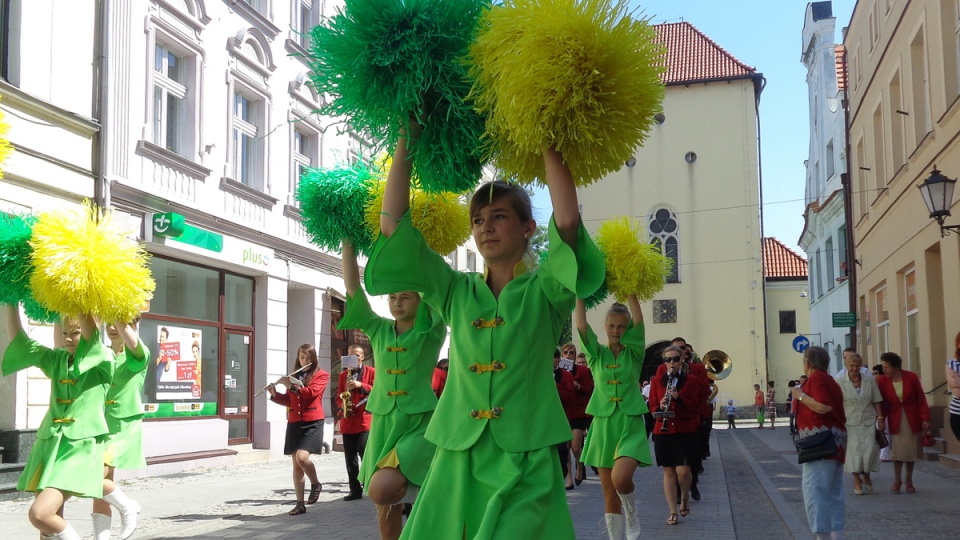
[104,488,141,540]
[618,492,641,540]
[43,524,81,540]
[604,513,626,540]
[92,512,112,540]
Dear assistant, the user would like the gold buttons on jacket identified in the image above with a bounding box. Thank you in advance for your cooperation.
[56,398,74,404]
[105,400,119,405]
[470,407,504,419]
[468,361,506,374]
[59,379,77,385]
[52,418,76,424]
[386,369,408,375]
[609,397,623,402]
[386,390,408,396]
[386,347,407,352]
[607,380,622,385]
[471,317,505,329]
[606,364,620,369]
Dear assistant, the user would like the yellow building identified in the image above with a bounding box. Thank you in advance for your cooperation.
[763,238,811,392]
[577,22,766,408]
[845,0,958,454]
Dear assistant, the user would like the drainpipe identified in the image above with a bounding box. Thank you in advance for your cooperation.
[754,74,769,383]
[840,47,857,346]
[93,0,110,209]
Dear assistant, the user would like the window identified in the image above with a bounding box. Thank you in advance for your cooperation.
[154,44,188,156]
[825,237,835,289]
[889,72,905,172]
[243,0,266,12]
[816,248,824,298]
[856,139,867,218]
[466,250,476,272]
[648,207,679,283]
[292,0,318,49]
[910,29,931,145]
[446,250,458,269]
[903,270,918,371]
[837,225,848,276]
[232,91,262,187]
[875,287,890,359]
[825,139,835,180]
[291,128,315,205]
[779,311,797,334]
[872,105,886,195]
[0,0,15,82]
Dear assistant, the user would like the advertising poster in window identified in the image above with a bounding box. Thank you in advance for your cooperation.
[155,324,203,400]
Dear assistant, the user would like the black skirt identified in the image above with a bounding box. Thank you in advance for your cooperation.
[569,416,593,431]
[284,420,325,455]
[652,431,698,468]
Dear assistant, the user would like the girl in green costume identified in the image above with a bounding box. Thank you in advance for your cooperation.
[91,319,149,540]
[575,297,651,540]
[363,122,604,540]
[2,304,114,540]
[339,240,445,540]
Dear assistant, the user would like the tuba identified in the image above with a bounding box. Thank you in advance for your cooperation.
[703,350,733,402]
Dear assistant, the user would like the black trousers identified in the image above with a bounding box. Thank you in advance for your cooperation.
[343,431,369,495]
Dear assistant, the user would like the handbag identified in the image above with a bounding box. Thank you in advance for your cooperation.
[875,428,889,449]
[793,429,837,464]
[920,431,935,447]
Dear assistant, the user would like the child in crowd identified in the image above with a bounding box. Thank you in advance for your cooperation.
[726,400,737,429]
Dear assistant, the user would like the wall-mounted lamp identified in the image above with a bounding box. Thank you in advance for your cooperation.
[684,151,697,164]
[800,290,808,298]
[625,157,637,167]
[917,165,960,237]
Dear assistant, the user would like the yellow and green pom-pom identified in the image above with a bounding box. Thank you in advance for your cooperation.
[468,0,665,185]
[30,202,155,323]
[0,102,13,178]
[0,213,57,322]
[296,164,377,255]
[365,176,470,255]
[596,217,672,302]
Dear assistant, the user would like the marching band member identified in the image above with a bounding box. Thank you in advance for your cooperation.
[562,343,594,487]
[339,241,445,540]
[649,346,706,526]
[336,343,375,501]
[267,344,330,515]
[576,297,651,540]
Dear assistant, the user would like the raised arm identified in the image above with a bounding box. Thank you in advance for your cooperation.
[112,321,144,359]
[574,298,588,335]
[380,122,421,237]
[543,146,579,247]
[341,240,361,297]
[79,314,97,341]
[627,294,643,326]
[4,304,23,340]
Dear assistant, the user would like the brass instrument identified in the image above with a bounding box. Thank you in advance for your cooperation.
[703,349,733,402]
[340,367,360,418]
[254,364,310,397]
[653,367,679,432]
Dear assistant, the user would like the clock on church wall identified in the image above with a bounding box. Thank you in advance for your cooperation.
[653,299,677,324]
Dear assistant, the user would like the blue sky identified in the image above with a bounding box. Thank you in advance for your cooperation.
[532,0,857,257]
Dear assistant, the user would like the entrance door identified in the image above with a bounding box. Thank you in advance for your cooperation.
[223,331,253,444]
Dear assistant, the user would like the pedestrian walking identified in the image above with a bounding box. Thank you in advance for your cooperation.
[835,352,882,495]
[336,344,374,501]
[766,381,777,429]
[726,400,737,429]
[876,352,930,493]
[946,331,960,442]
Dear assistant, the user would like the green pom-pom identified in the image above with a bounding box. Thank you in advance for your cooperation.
[23,296,59,324]
[0,213,37,307]
[308,0,488,193]
[297,164,377,254]
[582,277,609,310]
[468,0,666,185]
[596,217,672,302]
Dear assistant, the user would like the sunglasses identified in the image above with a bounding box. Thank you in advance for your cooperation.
[664,356,682,362]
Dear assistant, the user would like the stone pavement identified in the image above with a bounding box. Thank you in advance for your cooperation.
[1,419,957,539]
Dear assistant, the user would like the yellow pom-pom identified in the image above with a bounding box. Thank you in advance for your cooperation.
[469,0,665,186]
[365,173,470,256]
[30,201,155,322]
[596,217,672,302]
[0,102,13,178]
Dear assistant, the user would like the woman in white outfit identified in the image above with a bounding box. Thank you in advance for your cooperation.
[835,352,883,495]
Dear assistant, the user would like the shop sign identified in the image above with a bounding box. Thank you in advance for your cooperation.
[832,312,857,327]
[152,212,185,237]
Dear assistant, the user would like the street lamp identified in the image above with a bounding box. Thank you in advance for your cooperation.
[917,166,960,237]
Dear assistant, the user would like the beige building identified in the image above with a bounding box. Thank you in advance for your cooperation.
[577,22,767,408]
[844,0,958,454]
[763,238,811,391]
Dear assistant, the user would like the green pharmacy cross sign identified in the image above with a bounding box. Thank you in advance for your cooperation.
[151,212,223,252]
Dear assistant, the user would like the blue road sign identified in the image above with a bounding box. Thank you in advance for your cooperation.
[792,335,811,353]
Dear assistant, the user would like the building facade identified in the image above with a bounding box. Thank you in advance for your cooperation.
[845,0,957,438]
[577,22,767,408]
[799,1,854,373]
[763,238,811,390]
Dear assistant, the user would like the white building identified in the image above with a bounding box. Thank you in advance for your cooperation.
[798,1,853,373]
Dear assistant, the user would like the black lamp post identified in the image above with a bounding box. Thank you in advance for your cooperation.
[917,166,960,237]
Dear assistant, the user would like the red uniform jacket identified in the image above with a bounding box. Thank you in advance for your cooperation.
[555,366,576,412]
[337,365,375,434]
[270,369,330,423]
[565,364,594,421]
[876,370,930,435]
[432,367,447,398]
[649,366,703,434]
[687,362,713,420]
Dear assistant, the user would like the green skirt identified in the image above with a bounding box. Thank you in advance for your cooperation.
[581,410,653,469]
[104,415,147,470]
[18,433,105,498]
[360,408,436,488]
[400,428,574,540]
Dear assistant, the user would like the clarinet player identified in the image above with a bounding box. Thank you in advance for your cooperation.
[649,346,706,526]
[336,345,375,501]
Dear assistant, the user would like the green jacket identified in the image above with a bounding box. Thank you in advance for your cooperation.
[580,322,648,417]
[338,289,445,415]
[365,211,604,453]
[2,329,114,440]
[106,339,150,420]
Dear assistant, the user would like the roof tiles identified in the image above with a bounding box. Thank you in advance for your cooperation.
[655,22,758,85]
[763,238,808,279]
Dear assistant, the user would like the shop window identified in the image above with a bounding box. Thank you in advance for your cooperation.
[225,273,254,327]
[139,320,220,417]
[150,257,219,321]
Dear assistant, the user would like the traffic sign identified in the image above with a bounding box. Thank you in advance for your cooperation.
[792,335,811,353]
